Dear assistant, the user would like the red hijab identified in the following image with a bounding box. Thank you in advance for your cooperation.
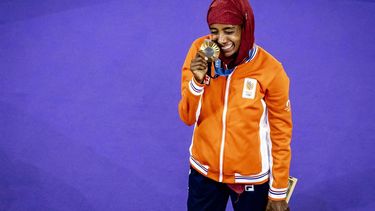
[207,0,255,68]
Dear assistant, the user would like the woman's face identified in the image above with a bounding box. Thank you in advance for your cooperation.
[209,24,241,58]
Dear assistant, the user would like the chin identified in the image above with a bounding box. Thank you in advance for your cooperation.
[223,52,235,58]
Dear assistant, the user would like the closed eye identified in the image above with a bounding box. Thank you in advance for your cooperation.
[210,30,218,35]
[224,30,235,35]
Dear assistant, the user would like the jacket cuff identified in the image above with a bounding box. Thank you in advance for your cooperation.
[268,187,288,200]
[189,77,204,96]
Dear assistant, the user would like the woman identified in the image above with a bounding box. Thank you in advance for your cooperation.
[178,0,292,210]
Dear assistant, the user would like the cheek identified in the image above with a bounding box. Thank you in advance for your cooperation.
[233,36,241,49]
[210,34,218,41]
[234,30,242,47]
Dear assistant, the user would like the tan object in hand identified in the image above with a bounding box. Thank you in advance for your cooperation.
[199,39,220,62]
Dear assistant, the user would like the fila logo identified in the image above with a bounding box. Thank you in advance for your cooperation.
[245,185,254,192]
[242,78,257,99]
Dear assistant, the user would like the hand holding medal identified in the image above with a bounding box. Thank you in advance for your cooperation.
[190,39,220,84]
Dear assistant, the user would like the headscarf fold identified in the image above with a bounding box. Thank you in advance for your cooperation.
[207,0,255,68]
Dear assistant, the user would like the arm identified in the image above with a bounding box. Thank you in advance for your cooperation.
[264,66,293,203]
[178,41,208,125]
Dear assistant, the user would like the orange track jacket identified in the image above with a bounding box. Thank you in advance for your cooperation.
[178,36,292,200]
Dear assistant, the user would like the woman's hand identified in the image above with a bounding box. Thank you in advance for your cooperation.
[266,200,290,211]
[190,51,208,84]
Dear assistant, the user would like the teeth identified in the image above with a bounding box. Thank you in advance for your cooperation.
[221,43,233,50]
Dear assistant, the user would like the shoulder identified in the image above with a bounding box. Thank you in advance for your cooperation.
[255,46,287,78]
[240,45,288,86]
[255,46,283,69]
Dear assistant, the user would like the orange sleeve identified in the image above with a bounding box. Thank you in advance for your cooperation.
[264,66,293,200]
[178,40,205,126]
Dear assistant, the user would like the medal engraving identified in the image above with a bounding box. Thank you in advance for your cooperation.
[199,39,220,62]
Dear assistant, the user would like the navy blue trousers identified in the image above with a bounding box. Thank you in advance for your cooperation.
[187,168,269,211]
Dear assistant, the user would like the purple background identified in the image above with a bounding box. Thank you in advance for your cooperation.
[1,0,374,210]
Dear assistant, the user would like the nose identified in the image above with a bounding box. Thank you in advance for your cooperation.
[217,34,227,45]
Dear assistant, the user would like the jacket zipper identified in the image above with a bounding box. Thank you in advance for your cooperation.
[219,69,236,182]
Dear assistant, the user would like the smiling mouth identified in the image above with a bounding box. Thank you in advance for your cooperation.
[221,43,234,52]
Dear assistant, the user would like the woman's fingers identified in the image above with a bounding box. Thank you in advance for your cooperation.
[191,58,207,71]
[191,62,207,71]
[192,56,207,65]
[190,51,209,83]
[196,51,208,61]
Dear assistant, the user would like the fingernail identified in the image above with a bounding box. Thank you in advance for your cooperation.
[204,57,208,61]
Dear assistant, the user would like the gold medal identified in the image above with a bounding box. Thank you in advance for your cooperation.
[199,39,220,62]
